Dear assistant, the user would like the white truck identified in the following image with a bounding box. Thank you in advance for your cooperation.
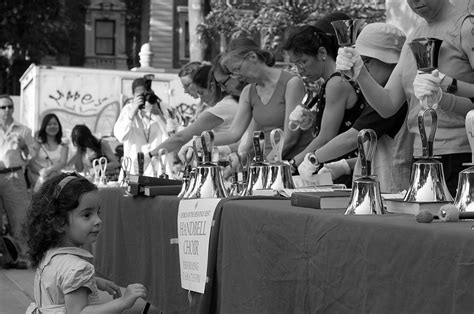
[19,64,197,138]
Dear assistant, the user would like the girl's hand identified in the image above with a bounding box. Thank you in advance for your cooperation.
[120,283,147,309]
[96,277,122,299]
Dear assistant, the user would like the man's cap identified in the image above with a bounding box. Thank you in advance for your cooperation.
[356,23,406,64]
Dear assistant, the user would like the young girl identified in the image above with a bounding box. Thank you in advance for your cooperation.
[24,172,147,313]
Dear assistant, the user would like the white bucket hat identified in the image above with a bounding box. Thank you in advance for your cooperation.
[356,23,406,64]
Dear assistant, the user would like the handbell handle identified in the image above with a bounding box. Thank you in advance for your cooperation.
[192,136,203,165]
[200,131,215,163]
[466,110,474,163]
[357,129,377,177]
[253,131,265,163]
[157,148,168,177]
[417,108,438,157]
[270,128,284,162]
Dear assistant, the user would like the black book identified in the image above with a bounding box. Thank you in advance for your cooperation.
[128,174,182,186]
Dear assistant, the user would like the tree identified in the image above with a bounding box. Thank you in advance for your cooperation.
[188,0,212,62]
[0,0,85,62]
[197,0,386,58]
[0,0,88,94]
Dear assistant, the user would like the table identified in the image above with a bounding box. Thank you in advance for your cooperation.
[95,188,474,313]
[95,187,189,313]
[213,199,474,314]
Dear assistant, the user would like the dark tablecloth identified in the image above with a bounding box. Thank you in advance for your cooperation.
[95,188,474,314]
[213,199,474,314]
[95,187,189,313]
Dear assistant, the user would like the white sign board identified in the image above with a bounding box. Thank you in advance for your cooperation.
[178,198,221,293]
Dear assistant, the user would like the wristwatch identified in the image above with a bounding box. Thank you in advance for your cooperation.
[446,78,457,94]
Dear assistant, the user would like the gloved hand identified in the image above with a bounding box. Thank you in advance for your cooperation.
[289,105,314,131]
[335,47,364,80]
[297,153,319,181]
[413,69,443,109]
[318,159,351,181]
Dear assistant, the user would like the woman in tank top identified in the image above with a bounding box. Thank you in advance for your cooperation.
[28,113,69,191]
[212,38,307,161]
[283,24,367,171]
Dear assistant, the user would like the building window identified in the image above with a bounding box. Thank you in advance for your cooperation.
[95,20,115,55]
[177,6,190,62]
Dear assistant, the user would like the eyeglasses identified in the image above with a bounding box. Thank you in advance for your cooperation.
[230,53,250,76]
[0,105,13,110]
[217,76,231,90]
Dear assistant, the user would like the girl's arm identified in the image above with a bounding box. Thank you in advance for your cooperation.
[213,86,253,146]
[27,142,42,173]
[150,111,224,155]
[65,284,146,314]
[73,150,84,172]
[293,76,354,165]
[278,76,305,159]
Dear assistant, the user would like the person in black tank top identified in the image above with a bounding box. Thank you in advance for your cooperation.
[283,23,365,185]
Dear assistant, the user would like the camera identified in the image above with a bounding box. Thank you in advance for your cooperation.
[139,74,161,109]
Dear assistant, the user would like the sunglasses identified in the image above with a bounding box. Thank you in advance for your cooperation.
[0,105,13,110]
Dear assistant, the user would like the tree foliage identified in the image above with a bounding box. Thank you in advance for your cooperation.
[0,0,87,61]
[197,0,386,53]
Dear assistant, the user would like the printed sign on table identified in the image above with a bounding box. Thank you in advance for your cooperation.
[178,198,221,293]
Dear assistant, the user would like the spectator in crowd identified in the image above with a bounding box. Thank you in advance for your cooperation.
[336,0,474,195]
[297,23,409,193]
[0,94,34,268]
[213,38,311,161]
[28,113,68,192]
[150,56,245,159]
[113,78,171,176]
[70,124,120,175]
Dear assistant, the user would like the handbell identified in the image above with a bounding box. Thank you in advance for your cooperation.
[345,129,386,215]
[265,128,295,190]
[330,19,365,47]
[454,110,474,211]
[178,146,194,198]
[241,131,269,196]
[183,136,203,198]
[408,37,442,73]
[229,153,249,196]
[403,109,453,202]
[187,131,228,198]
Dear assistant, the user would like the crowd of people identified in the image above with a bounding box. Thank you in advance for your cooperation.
[0,0,473,311]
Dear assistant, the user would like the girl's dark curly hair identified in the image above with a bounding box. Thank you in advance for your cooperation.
[23,172,97,268]
[37,113,63,144]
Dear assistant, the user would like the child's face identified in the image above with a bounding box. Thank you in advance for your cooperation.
[63,190,102,247]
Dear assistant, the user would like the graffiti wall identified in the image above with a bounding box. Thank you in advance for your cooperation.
[20,65,183,139]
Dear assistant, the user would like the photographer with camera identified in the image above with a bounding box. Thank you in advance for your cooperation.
[114,75,174,176]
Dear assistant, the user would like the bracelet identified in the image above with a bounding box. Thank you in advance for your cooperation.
[148,152,153,159]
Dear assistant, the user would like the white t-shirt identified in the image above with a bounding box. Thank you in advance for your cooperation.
[206,95,239,136]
